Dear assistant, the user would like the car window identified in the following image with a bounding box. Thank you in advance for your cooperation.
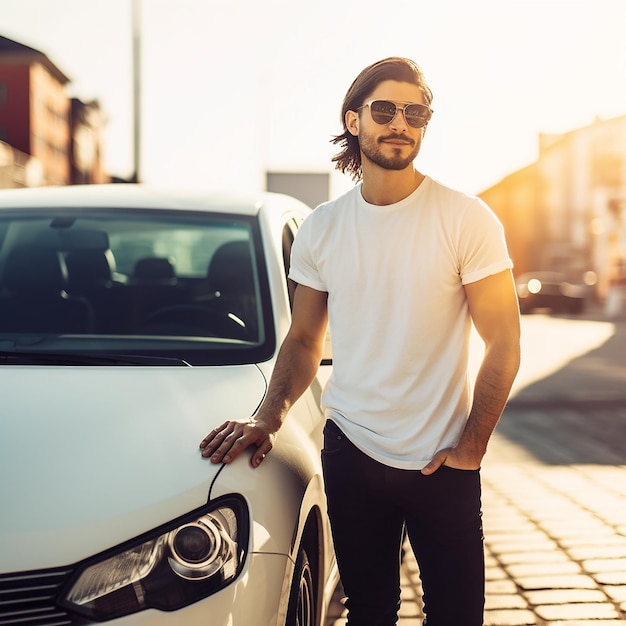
[0,208,275,366]
[282,217,333,365]
[281,220,298,311]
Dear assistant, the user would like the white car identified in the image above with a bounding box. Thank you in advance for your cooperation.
[0,184,338,626]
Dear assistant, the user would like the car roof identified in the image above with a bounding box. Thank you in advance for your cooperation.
[0,184,308,217]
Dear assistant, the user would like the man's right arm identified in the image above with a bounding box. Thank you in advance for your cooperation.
[199,284,329,467]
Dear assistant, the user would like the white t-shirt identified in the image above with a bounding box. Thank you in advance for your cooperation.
[288,176,513,469]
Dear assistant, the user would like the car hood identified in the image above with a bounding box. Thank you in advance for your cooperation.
[0,364,267,572]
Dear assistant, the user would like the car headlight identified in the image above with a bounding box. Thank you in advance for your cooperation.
[59,496,248,621]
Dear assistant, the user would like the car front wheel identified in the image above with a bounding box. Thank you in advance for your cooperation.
[286,547,315,626]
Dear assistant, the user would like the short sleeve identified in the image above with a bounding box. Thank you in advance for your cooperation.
[288,212,328,292]
[458,198,513,285]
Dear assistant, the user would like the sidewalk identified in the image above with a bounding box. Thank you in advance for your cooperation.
[325,310,626,625]
[326,455,626,626]
[478,310,626,624]
[479,438,626,625]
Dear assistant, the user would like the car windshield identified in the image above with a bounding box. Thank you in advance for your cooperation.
[0,208,274,366]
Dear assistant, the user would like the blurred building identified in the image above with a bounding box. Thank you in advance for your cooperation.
[0,34,109,187]
[0,139,35,188]
[69,98,109,184]
[480,114,626,301]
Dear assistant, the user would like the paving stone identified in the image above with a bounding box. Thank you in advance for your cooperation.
[524,505,583,521]
[506,561,582,577]
[485,524,540,536]
[400,572,421,592]
[523,588,608,604]
[515,574,598,590]
[595,572,626,585]
[498,550,573,566]
[603,585,626,602]
[561,536,626,548]
[400,585,417,601]
[483,511,536,525]
[488,538,559,554]
[484,594,529,610]
[541,619,626,626]
[542,523,617,539]
[483,608,537,625]
[398,600,423,618]
[482,508,528,519]
[535,602,619,620]
[578,467,626,492]
[570,545,626,560]
[487,531,553,544]
[401,562,421,578]
[583,558,626,573]
[486,579,519,594]
[486,565,509,580]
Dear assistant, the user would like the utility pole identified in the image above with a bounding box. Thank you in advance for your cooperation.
[131,0,141,183]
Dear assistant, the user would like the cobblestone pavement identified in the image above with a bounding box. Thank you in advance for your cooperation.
[325,313,626,625]
[325,427,626,626]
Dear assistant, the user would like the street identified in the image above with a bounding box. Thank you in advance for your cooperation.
[325,311,626,625]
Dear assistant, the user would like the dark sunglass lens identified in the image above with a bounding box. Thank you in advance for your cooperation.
[369,100,397,124]
[404,104,431,128]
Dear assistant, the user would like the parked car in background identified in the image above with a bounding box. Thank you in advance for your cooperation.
[0,184,337,626]
[515,270,588,314]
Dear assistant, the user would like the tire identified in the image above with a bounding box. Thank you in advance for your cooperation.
[285,547,315,626]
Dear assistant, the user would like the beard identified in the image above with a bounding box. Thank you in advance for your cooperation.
[359,132,421,171]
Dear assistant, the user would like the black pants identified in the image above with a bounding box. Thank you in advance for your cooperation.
[321,419,485,626]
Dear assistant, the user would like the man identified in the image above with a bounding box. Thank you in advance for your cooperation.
[200,57,521,626]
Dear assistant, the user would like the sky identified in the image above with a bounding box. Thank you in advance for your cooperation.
[2,0,626,198]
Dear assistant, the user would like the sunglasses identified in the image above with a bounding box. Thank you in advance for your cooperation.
[358,99,433,129]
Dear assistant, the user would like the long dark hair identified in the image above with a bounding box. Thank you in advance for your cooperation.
[331,57,434,181]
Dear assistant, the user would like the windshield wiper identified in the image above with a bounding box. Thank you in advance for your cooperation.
[0,351,191,366]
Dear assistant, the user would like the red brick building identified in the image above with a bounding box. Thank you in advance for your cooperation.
[0,34,108,187]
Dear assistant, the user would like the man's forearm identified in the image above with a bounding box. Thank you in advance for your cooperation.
[459,342,521,460]
[255,334,323,432]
